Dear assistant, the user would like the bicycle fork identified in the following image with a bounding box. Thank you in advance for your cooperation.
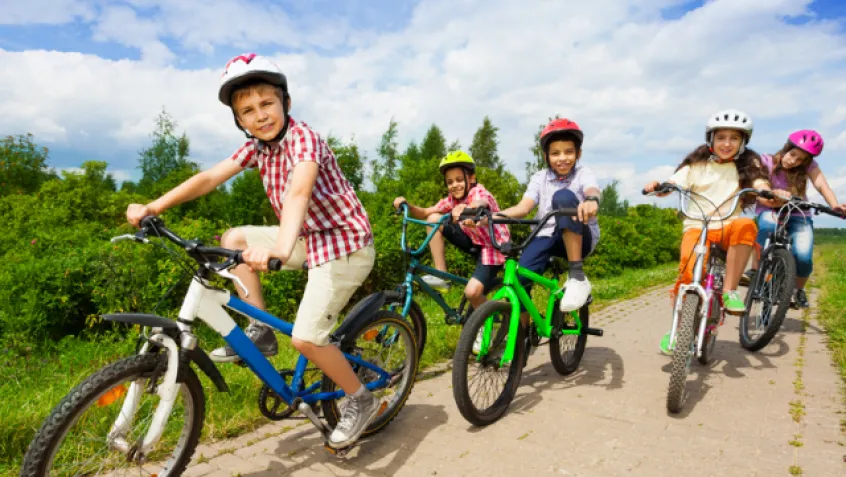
[108,333,181,460]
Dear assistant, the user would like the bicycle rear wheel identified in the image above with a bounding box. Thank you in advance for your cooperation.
[322,310,418,437]
[668,293,697,413]
[21,353,204,477]
[549,303,589,375]
[452,300,525,426]
[739,248,796,351]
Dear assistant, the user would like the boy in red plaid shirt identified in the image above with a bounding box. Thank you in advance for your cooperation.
[126,53,378,449]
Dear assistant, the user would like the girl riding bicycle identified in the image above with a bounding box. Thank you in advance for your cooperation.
[742,130,846,308]
[644,109,775,354]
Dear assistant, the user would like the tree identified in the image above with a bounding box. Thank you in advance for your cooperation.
[469,116,504,171]
[0,133,55,196]
[372,118,400,184]
[327,135,365,190]
[525,115,560,180]
[137,109,194,195]
[419,124,447,161]
[448,139,461,153]
[599,180,629,217]
[226,169,275,226]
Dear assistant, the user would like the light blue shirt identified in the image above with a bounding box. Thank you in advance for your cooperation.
[523,166,601,248]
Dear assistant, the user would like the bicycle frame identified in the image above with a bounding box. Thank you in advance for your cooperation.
[118,276,391,455]
[661,186,764,358]
[396,205,469,322]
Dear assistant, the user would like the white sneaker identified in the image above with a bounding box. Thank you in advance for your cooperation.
[559,277,592,312]
[472,329,484,354]
[421,274,450,291]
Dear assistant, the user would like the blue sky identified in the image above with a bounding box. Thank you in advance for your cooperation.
[1,0,846,226]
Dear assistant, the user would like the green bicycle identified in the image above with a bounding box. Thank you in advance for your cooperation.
[451,207,603,426]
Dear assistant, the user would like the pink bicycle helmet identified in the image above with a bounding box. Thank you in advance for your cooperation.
[788,129,824,157]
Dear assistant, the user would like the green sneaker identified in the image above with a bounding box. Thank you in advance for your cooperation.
[659,332,674,355]
[723,290,745,315]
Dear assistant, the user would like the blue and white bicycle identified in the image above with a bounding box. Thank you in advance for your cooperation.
[21,216,418,476]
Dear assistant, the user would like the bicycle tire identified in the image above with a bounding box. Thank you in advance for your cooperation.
[321,311,418,437]
[668,293,697,413]
[21,352,205,477]
[549,302,589,375]
[452,300,525,426]
[739,248,796,352]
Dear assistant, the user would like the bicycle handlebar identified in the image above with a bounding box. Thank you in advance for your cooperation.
[776,197,845,220]
[135,216,283,271]
[456,206,579,256]
[642,183,774,223]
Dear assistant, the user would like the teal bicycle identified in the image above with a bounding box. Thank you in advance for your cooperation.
[348,202,502,358]
[450,207,603,426]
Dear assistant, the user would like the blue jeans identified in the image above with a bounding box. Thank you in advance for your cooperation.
[755,211,814,278]
[518,189,595,294]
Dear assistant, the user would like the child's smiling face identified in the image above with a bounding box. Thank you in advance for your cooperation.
[232,85,287,142]
[444,167,472,199]
[711,129,744,161]
[547,139,581,176]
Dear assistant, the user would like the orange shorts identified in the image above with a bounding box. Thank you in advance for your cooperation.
[672,218,757,295]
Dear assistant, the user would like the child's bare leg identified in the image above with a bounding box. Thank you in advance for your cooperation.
[221,228,266,310]
[725,244,753,290]
[465,278,486,309]
[293,340,362,394]
[425,213,447,272]
[563,230,583,262]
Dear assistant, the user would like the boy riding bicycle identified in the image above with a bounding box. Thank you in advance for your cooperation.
[125,53,378,449]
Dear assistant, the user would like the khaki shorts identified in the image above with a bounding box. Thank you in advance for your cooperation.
[240,226,375,345]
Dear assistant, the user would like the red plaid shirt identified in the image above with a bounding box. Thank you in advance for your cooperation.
[434,184,510,266]
[229,117,373,268]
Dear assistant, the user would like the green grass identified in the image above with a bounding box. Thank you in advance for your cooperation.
[0,261,676,475]
[814,243,846,387]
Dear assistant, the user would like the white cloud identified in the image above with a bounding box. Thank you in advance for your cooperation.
[2,0,846,208]
[0,0,96,25]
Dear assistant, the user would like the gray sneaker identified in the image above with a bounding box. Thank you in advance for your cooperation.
[210,324,278,363]
[421,274,450,291]
[328,389,380,448]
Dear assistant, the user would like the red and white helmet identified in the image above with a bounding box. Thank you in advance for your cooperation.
[540,118,583,152]
[218,53,287,107]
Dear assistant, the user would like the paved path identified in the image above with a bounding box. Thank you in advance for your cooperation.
[184,287,845,477]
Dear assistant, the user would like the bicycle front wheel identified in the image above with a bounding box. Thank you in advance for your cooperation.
[667,293,697,413]
[452,299,525,426]
[740,248,796,351]
[21,352,205,477]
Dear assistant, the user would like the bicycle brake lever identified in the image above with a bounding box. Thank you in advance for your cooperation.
[110,234,149,244]
[218,269,249,298]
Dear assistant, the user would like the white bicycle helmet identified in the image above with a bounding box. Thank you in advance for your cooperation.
[705,109,753,157]
[218,53,287,107]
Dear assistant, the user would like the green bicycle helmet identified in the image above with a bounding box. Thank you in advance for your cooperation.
[438,150,476,174]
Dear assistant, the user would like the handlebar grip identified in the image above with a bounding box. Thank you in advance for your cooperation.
[268,258,283,271]
[758,189,775,200]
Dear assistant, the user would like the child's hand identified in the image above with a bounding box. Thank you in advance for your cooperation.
[643,181,661,193]
[393,197,407,209]
[578,200,598,224]
[126,203,156,227]
[242,246,287,273]
[834,204,846,216]
[452,204,468,224]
